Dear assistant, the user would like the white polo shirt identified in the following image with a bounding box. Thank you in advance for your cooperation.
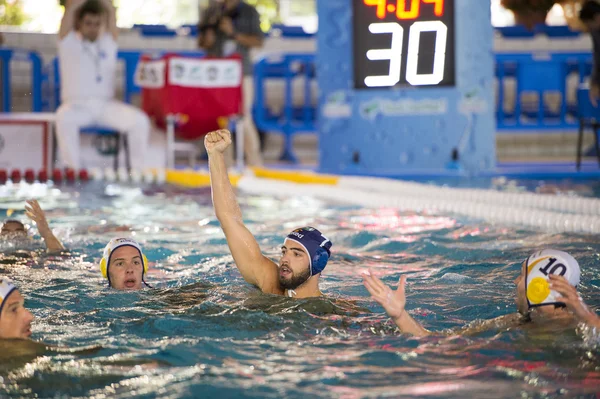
[58,31,118,104]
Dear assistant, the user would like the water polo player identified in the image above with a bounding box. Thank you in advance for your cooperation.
[0,278,34,340]
[100,238,151,290]
[205,129,333,298]
[1,200,64,252]
[363,249,600,336]
[515,249,599,329]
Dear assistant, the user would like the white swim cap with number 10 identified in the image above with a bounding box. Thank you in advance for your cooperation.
[525,249,581,308]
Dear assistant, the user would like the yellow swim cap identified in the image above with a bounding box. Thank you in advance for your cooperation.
[99,238,149,280]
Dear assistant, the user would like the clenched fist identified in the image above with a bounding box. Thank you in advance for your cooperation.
[204,129,232,155]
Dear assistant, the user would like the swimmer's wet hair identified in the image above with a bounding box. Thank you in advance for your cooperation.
[1,220,25,229]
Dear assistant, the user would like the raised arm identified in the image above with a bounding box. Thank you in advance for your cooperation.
[205,130,281,294]
[99,0,118,40]
[25,200,65,253]
[362,271,430,337]
[58,0,86,40]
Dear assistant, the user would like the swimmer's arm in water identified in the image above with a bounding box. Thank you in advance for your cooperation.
[362,271,431,337]
[25,200,65,253]
[550,274,600,330]
[458,313,526,336]
[205,129,281,295]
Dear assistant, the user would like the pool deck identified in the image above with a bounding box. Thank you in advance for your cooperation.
[176,159,600,181]
[177,133,600,181]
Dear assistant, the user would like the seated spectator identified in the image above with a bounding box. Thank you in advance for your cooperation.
[198,0,264,166]
[55,0,150,171]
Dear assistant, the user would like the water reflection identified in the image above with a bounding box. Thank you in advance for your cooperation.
[0,182,598,398]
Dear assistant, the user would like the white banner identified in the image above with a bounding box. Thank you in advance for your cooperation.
[168,58,243,88]
[134,59,166,89]
[0,124,45,170]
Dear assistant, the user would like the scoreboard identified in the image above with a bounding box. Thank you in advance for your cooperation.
[317,0,495,175]
[353,0,455,89]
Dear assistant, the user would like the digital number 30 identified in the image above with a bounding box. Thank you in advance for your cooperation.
[365,20,448,87]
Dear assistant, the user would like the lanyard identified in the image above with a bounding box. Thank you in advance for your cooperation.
[82,41,104,83]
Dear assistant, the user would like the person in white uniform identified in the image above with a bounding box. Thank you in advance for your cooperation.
[55,0,150,171]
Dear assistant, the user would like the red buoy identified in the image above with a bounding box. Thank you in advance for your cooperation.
[10,169,21,183]
[52,168,63,183]
[78,169,89,182]
[24,169,35,183]
[0,170,7,184]
[38,169,48,183]
[65,168,76,183]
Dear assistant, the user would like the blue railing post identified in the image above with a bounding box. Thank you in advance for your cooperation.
[0,48,45,113]
[30,51,43,112]
[496,62,506,128]
[281,55,296,162]
[52,57,60,110]
[0,49,12,112]
[253,58,266,130]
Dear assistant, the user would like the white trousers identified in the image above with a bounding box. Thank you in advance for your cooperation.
[55,99,151,170]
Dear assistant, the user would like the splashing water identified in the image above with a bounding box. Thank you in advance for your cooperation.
[0,181,599,398]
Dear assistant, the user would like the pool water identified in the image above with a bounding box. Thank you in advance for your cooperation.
[415,177,600,198]
[0,181,599,398]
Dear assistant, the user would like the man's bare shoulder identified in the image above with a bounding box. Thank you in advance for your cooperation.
[254,256,283,295]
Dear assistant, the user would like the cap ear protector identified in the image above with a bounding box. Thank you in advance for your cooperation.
[525,249,581,308]
[311,247,330,276]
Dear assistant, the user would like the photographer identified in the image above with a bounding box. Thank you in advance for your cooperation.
[198,0,264,166]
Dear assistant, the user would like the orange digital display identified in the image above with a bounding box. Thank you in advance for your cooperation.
[363,0,445,20]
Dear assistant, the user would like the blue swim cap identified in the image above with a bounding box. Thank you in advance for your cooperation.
[285,227,332,276]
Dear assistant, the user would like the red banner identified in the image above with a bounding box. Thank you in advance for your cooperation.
[137,54,243,140]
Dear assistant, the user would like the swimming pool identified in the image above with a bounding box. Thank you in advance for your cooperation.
[1,180,599,398]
